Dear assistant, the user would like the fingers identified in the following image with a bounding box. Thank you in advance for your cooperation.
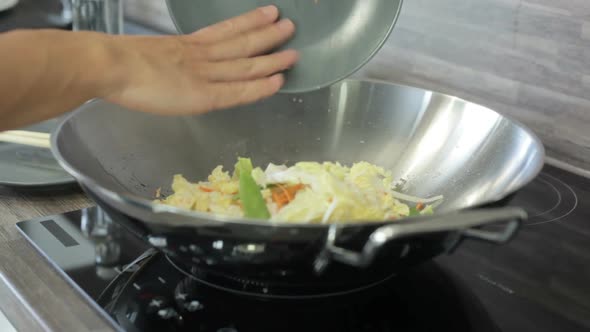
[203,50,299,82]
[206,74,285,110]
[205,19,296,61]
[191,5,279,44]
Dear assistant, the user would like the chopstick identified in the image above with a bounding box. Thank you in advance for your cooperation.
[0,130,51,148]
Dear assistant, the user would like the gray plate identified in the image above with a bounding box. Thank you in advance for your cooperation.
[0,118,75,188]
[166,0,403,93]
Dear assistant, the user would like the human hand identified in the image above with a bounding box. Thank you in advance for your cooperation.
[103,5,298,115]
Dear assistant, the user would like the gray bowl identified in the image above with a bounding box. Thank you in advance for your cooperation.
[166,0,403,93]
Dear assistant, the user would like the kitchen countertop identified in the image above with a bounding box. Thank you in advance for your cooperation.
[0,9,161,330]
[1,1,590,331]
[0,186,97,331]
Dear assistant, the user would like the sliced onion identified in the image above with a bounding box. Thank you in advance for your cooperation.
[390,190,444,204]
[322,198,338,224]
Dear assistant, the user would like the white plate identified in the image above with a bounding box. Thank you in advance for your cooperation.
[0,0,18,12]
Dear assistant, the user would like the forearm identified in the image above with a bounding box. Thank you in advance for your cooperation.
[0,29,120,130]
[0,7,297,130]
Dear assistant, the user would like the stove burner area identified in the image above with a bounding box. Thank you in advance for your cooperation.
[165,253,400,300]
[511,173,578,226]
[15,165,590,332]
[102,250,500,332]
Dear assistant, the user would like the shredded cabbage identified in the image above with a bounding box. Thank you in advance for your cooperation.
[155,158,443,224]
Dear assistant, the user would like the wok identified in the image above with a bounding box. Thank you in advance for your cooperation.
[52,79,544,298]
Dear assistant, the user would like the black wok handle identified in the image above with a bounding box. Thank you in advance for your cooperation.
[318,207,525,271]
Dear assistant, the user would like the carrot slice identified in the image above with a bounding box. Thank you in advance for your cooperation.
[200,186,215,193]
[271,184,305,209]
[277,184,293,201]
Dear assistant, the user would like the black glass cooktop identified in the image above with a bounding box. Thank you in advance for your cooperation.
[16,164,590,332]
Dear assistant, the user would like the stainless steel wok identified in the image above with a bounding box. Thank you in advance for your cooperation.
[52,79,544,298]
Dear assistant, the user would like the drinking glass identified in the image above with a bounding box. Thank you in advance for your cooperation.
[47,0,72,26]
[71,0,124,34]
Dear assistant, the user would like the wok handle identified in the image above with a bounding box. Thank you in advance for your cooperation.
[316,207,525,271]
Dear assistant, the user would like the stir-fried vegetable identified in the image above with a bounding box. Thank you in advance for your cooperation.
[271,183,305,209]
[155,157,443,223]
[235,158,270,219]
[408,202,434,217]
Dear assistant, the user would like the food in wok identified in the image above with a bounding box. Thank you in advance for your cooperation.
[155,157,443,223]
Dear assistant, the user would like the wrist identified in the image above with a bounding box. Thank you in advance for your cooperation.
[74,31,128,102]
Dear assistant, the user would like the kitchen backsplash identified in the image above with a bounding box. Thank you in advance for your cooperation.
[126,0,590,173]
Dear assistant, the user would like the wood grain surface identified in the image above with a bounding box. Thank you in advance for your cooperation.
[0,186,110,331]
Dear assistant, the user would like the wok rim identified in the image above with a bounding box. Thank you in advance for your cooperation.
[50,78,546,228]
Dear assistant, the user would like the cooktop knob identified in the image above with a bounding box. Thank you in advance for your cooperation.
[184,299,204,312]
[175,278,205,313]
[145,296,170,315]
[156,307,178,320]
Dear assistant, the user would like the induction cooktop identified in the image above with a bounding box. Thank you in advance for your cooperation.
[16,164,590,332]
